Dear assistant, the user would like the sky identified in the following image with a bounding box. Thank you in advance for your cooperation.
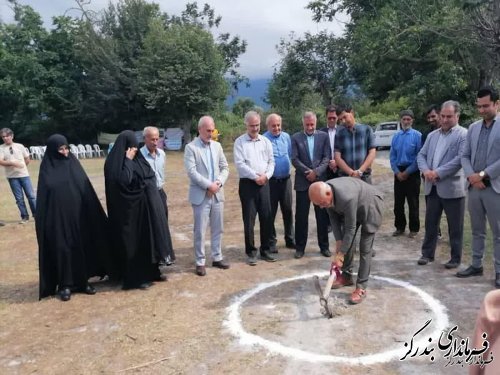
[0,0,346,79]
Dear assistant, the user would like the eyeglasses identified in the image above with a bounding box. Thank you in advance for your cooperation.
[9,146,13,155]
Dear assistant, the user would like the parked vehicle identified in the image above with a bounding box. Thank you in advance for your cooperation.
[374,121,400,149]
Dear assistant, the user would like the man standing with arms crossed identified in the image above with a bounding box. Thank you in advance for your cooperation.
[184,116,230,276]
[458,86,500,288]
[263,113,295,252]
[390,110,422,238]
[0,128,36,223]
[234,111,276,265]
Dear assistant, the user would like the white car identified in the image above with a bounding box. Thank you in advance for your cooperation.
[374,121,400,149]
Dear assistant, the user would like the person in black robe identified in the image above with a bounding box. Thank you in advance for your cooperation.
[104,130,172,290]
[36,134,110,301]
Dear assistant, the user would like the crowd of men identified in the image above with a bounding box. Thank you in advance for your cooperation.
[1,86,499,303]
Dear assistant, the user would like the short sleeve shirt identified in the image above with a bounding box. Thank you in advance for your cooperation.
[0,142,29,178]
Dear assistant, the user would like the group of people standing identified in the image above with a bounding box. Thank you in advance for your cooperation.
[389,86,500,289]
[36,129,174,301]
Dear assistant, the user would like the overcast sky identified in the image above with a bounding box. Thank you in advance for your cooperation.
[0,0,346,79]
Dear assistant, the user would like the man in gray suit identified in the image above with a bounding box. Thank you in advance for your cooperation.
[458,86,500,288]
[291,111,331,259]
[417,101,467,268]
[184,116,230,276]
[309,178,384,304]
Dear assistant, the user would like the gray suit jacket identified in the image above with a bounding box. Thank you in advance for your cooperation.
[184,137,229,205]
[325,178,384,254]
[291,131,331,191]
[461,114,500,193]
[417,125,467,198]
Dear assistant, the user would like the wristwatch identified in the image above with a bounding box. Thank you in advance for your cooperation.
[356,169,363,177]
[479,171,486,178]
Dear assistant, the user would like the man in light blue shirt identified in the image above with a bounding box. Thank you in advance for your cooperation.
[389,110,422,238]
[263,113,295,252]
[140,126,175,266]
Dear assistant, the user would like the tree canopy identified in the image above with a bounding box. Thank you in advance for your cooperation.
[0,0,246,143]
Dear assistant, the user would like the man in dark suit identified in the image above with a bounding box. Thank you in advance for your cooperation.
[291,111,331,259]
[309,179,384,304]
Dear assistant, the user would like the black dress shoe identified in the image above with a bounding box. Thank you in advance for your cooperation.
[58,287,71,301]
[444,261,459,269]
[496,274,500,288]
[138,282,153,290]
[154,274,168,282]
[260,252,277,262]
[456,265,483,278]
[320,249,332,257]
[83,284,97,295]
[417,256,434,265]
[294,250,304,259]
[212,260,230,269]
[269,245,278,254]
[285,242,296,249]
[196,265,206,276]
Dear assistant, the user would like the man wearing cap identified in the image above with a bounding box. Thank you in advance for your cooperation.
[309,179,384,304]
[389,110,422,238]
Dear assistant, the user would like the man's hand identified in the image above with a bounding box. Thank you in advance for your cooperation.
[468,173,483,185]
[471,181,486,190]
[207,181,220,194]
[305,169,317,182]
[10,161,24,168]
[423,170,439,183]
[396,171,408,181]
[334,252,344,268]
[255,173,268,186]
[328,159,337,172]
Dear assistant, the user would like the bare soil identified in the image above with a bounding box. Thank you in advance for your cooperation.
[0,150,495,374]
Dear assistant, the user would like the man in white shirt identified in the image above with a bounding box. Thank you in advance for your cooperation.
[0,128,36,223]
[234,111,276,265]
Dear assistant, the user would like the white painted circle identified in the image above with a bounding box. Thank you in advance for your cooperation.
[223,271,449,365]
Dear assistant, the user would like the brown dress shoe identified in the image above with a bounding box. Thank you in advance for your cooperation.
[350,288,367,304]
[331,274,354,289]
[196,265,206,276]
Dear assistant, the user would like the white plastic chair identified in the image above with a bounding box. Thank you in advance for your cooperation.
[29,146,42,160]
[84,144,95,158]
[93,144,105,157]
[69,144,80,159]
[77,144,87,159]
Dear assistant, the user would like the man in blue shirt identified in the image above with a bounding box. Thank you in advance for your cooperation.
[263,113,295,252]
[389,110,422,238]
[140,126,175,267]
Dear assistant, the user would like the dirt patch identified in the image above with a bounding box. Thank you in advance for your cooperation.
[0,151,494,374]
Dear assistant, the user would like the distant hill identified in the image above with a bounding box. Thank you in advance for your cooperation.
[226,78,271,110]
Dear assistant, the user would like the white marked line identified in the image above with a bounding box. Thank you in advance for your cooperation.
[224,272,450,365]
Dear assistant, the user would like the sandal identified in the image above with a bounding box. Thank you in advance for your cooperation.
[350,288,366,304]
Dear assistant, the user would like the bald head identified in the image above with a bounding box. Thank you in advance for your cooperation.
[309,181,333,208]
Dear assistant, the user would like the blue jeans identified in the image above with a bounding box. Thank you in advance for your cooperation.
[7,177,36,220]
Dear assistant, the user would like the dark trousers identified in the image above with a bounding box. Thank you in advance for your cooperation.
[421,187,464,263]
[394,170,420,232]
[269,176,294,247]
[238,179,272,256]
[295,190,329,253]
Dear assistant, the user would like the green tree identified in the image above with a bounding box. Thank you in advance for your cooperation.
[231,97,256,117]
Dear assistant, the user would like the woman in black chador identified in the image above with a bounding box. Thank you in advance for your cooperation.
[104,130,172,290]
[36,134,110,301]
